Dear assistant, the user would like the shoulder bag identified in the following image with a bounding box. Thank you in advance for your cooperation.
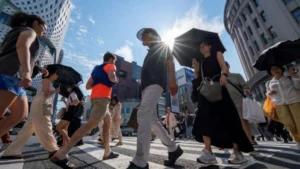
[197,61,222,102]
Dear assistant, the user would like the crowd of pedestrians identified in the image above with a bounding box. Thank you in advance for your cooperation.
[0,11,299,169]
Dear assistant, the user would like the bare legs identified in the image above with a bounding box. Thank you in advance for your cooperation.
[0,90,28,138]
[55,120,70,145]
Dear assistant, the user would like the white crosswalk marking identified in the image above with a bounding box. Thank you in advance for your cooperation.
[78,143,173,169]
[0,136,299,169]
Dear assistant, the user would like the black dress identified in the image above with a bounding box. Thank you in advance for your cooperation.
[192,53,254,153]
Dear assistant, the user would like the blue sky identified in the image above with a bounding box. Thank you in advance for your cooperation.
[62,0,245,95]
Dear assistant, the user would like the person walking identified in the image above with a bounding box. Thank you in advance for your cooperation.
[0,12,47,139]
[51,52,119,168]
[1,69,60,160]
[55,87,80,146]
[110,96,123,146]
[185,111,194,139]
[127,28,183,169]
[178,112,186,139]
[163,107,177,140]
[225,61,257,145]
[265,64,300,149]
[192,40,253,165]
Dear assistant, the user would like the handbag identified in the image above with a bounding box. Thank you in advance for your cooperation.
[43,97,53,116]
[227,80,265,123]
[263,97,280,122]
[127,104,139,130]
[197,61,222,102]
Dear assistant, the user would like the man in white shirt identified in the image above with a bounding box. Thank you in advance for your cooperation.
[163,107,177,140]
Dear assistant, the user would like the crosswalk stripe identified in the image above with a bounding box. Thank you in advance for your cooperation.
[78,143,173,169]
[0,153,23,169]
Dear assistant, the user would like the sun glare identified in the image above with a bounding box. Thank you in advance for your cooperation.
[162,32,175,50]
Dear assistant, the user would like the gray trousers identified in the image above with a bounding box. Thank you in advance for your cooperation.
[132,85,177,167]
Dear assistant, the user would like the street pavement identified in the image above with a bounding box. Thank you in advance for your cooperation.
[0,136,299,169]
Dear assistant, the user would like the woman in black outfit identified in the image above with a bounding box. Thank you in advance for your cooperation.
[192,40,253,165]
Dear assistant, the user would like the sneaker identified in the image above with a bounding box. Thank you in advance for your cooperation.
[126,162,149,169]
[228,151,247,164]
[164,145,183,166]
[197,149,217,164]
[0,144,9,153]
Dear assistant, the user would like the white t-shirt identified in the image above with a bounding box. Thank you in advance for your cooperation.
[67,92,78,104]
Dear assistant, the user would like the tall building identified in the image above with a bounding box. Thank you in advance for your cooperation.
[224,0,300,101]
[112,55,143,102]
[0,0,71,100]
[175,68,196,113]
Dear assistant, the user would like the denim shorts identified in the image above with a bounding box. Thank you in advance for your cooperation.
[0,74,26,96]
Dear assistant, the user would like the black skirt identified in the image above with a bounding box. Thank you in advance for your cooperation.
[62,106,77,122]
[192,86,254,153]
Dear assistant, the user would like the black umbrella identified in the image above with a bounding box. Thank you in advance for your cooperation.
[253,38,300,71]
[172,28,226,68]
[46,64,83,87]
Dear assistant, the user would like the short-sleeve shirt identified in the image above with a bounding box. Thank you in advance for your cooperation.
[67,92,78,104]
[91,64,116,99]
[141,42,173,92]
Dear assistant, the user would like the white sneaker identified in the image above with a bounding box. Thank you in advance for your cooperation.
[197,149,218,164]
[228,151,247,164]
[0,144,9,153]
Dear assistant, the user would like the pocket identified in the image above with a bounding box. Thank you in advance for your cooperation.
[43,103,53,116]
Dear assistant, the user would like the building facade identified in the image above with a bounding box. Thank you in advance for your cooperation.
[176,68,196,113]
[112,55,143,102]
[224,0,300,101]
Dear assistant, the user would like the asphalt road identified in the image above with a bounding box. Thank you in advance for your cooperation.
[0,136,299,169]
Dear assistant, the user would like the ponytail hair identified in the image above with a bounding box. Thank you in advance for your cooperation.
[9,12,46,28]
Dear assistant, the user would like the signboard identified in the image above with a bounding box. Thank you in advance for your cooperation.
[170,94,180,113]
[184,68,194,84]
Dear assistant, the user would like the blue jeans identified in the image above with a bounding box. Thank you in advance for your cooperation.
[186,126,193,137]
[0,74,26,96]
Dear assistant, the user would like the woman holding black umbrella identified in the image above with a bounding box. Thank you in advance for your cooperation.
[265,64,300,150]
[192,40,253,164]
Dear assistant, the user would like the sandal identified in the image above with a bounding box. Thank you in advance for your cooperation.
[103,152,119,160]
[50,158,75,169]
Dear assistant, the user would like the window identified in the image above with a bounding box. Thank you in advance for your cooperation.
[242,13,247,21]
[249,46,255,55]
[0,12,11,26]
[33,0,36,2]
[260,33,268,45]
[247,5,253,14]
[253,0,260,7]
[253,18,260,28]
[243,32,249,40]
[254,41,260,51]
[247,26,253,35]
[237,18,242,27]
[34,6,37,9]
[268,27,278,39]
[27,1,30,4]
[119,70,127,78]
[260,11,268,22]
[40,3,43,7]
[292,8,300,23]
[45,0,48,4]
[283,0,293,4]
[50,4,53,9]
[55,0,59,4]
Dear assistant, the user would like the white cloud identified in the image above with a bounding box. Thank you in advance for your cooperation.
[114,41,134,62]
[78,25,88,33]
[64,42,74,48]
[161,2,225,50]
[69,17,76,24]
[88,15,95,25]
[70,2,76,10]
[97,38,104,46]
